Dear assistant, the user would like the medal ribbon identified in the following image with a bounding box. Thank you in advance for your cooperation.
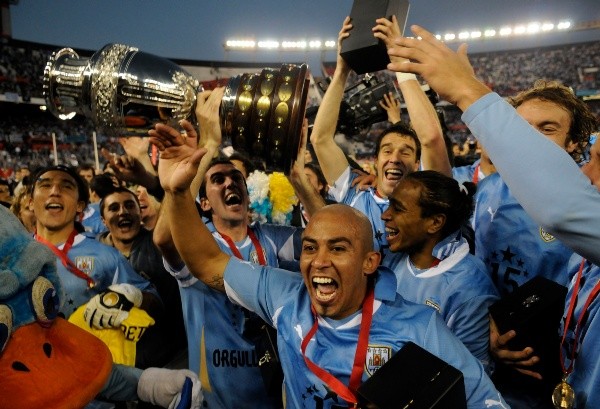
[301,284,375,406]
[559,259,600,376]
[219,227,266,266]
[472,163,480,184]
[35,229,95,287]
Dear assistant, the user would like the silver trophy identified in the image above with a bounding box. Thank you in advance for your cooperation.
[43,43,309,173]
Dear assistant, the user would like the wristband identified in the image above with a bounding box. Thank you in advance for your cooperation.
[395,71,417,84]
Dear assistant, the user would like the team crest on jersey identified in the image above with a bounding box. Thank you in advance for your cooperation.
[365,345,391,376]
[75,256,95,275]
[539,227,556,242]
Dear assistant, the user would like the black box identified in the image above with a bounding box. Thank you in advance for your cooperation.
[488,276,567,380]
[357,342,466,409]
[340,0,410,74]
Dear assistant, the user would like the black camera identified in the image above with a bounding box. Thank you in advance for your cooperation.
[339,75,398,135]
[307,75,398,137]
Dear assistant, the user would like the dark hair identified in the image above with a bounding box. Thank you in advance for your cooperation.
[0,178,12,195]
[31,165,90,206]
[509,80,599,162]
[90,174,118,199]
[304,162,329,198]
[198,157,247,220]
[99,186,140,218]
[227,151,255,177]
[76,164,96,175]
[403,170,476,238]
[375,122,422,161]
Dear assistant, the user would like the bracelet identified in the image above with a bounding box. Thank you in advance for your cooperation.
[395,71,417,84]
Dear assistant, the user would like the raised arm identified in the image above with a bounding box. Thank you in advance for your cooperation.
[310,17,353,185]
[153,89,225,268]
[149,121,230,292]
[289,119,326,218]
[374,16,451,176]
[387,25,600,264]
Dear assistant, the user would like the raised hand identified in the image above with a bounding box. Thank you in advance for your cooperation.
[148,120,207,193]
[336,16,353,75]
[379,91,401,124]
[387,25,491,110]
[196,87,225,149]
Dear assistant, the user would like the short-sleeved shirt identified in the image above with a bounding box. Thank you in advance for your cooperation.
[383,231,499,372]
[55,234,156,317]
[223,258,509,408]
[164,221,302,409]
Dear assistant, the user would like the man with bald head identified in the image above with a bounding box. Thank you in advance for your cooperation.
[151,127,508,408]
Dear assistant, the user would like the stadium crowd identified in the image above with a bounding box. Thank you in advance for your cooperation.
[1,13,600,409]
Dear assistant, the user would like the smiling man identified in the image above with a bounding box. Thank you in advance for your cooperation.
[98,186,187,369]
[30,165,159,327]
[310,16,450,251]
[150,118,508,407]
[151,88,303,409]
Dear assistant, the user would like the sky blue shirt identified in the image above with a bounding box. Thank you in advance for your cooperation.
[383,231,499,373]
[223,257,509,408]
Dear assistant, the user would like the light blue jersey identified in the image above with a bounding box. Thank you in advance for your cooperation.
[224,258,509,409]
[383,231,499,373]
[81,202,108,236]
[452,160,481,185]
[473,171,573,296]
[463,92,600,408]
[559,256,600,409]
[165,221,302,409]
[53,234,156,317]
[329,166,389,251]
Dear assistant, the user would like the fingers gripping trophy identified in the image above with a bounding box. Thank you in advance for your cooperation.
[43,43,310,173]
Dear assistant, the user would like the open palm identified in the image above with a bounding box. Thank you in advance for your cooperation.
[149,121,207,193]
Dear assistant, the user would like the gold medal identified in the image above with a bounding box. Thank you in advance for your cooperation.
[552,376,575,409]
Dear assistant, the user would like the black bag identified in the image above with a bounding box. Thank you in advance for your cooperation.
[256,324,284,400]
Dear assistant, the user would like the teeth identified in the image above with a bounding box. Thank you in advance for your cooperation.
[46,204,62,209]
[313,277,333,284]
[316,289,335,302]
[385,169,403,176]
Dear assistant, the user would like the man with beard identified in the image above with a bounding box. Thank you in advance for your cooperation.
[151,88,303,409]
[310,16,451,251]
[98,187,187,370]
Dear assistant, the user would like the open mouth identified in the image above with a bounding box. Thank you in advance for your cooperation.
[385,226,399,240]
[224,192,242,206]
[312,276,338,302]
[117,219,133,228]
[384,169,404,181]
[45,203,63,211]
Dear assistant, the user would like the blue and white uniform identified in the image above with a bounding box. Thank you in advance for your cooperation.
[164,221,302,409]
[472,171,573,296]
[55,233,156,318]
[452,159,482,185]
[81,202,107,236]
[383,231,499,373]
[224,257,509,409]
[329,166,389,251]
[463,92,600,408]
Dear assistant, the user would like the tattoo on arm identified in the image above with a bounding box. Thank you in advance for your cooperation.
[209,275,225,292]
